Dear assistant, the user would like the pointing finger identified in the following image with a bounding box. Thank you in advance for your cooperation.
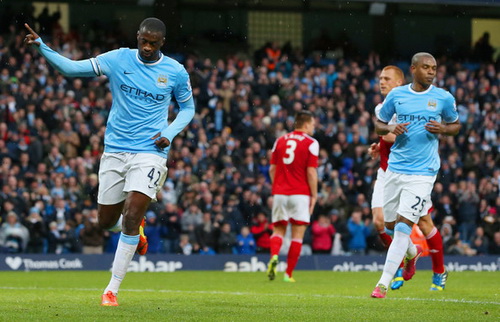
[24,23,39,38]
[25,23,34,34]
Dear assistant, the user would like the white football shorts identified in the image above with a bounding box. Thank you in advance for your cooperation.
[383,169,436,223]
[371,168,386,209]
[272,194,311,225]
[98,152,168,205]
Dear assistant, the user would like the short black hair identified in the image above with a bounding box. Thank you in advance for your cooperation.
[139,17,166,38]
[411,52,435,67]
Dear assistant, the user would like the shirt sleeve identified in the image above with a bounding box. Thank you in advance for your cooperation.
[158,69,194,141]
[307,140,319,168]
[442,92,459,123]
[174,67,193,103]
[159,66,195,142]
[270,140,278,165]
[378,92,396,123]
[36,38,97,77]
[94,49,123,77]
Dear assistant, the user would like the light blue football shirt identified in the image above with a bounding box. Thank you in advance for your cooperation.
[378,84,458,176]
[36,38,194,158]
[91,49,192,156]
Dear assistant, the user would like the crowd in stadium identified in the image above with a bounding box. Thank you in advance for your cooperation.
[0,8,499,256]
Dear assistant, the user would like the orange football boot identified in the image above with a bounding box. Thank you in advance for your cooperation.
[101,291,118,306]
[136,217,148,255]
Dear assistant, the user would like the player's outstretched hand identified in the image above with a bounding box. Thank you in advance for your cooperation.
[390,122,410,136]
[368,143,380,159]
[24,23,41,47]
[151,132,171,150]
[424,120,445,134]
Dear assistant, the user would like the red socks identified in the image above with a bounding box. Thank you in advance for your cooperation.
[378,229,393,249]
[426,227,445,274]
[270,234,283,257]
[286,239,302,277]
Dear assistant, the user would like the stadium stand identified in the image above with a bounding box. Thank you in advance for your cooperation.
[0,7,498,256]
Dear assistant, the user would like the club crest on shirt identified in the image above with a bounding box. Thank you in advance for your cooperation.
[157,74,168,88]
[427,99,437,111]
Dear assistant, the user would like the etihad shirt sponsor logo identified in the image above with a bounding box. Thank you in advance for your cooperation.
[120,84,166,101]
[398,114,438,123]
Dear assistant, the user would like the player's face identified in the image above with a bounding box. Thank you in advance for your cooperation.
[137,29,165,62]
[379,69,402,96]
[306,117,315,136]
[412,57,437,88]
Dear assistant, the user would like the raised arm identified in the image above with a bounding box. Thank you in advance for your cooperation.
[24,23,98,78]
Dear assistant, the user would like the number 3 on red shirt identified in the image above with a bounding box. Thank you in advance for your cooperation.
[283,140,297,164]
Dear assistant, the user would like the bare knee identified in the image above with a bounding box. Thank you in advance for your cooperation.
[418,215,434,235]
[122,192,151,235]
[395,215,414,230]
[385,221,395,231]
[122,210,144,234]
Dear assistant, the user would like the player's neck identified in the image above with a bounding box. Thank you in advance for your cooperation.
[294,129,310,136]
[410,82,431,92]
[138,52,162,63]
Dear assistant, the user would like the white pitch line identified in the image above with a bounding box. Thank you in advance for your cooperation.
[1,286,499,306]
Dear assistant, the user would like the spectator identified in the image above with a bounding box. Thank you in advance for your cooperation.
[251,212,273,253]
[23,207,46,253]
[473,32,494,62]
[79,209,105,254]
[176,233,193,255]
[181,204,203,235]
[60,220,81,253]
[236,226,256,254]
[223,194,245,233]
[217,222,237,254]
[144,211,162,254]
[195,212,218,254]
[457,181,480,242]
[159,203,182,253]
[488,232,500,255]
[46,221,63,254]
[330,209,350,254]
[0,211,29,253]
[441,223,458,255]
[470,226,489,255]
[58,120,80,158]
[311,214,336,254]
[347,209,370,254]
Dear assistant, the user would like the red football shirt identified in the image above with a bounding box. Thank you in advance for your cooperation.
[375,102,395,171]
[270,130,319,196]
[379,137,394,171]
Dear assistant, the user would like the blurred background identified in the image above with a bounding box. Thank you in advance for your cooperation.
[0,0,498,257]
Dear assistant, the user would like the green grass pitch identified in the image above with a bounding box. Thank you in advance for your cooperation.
[0,271,498,321]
